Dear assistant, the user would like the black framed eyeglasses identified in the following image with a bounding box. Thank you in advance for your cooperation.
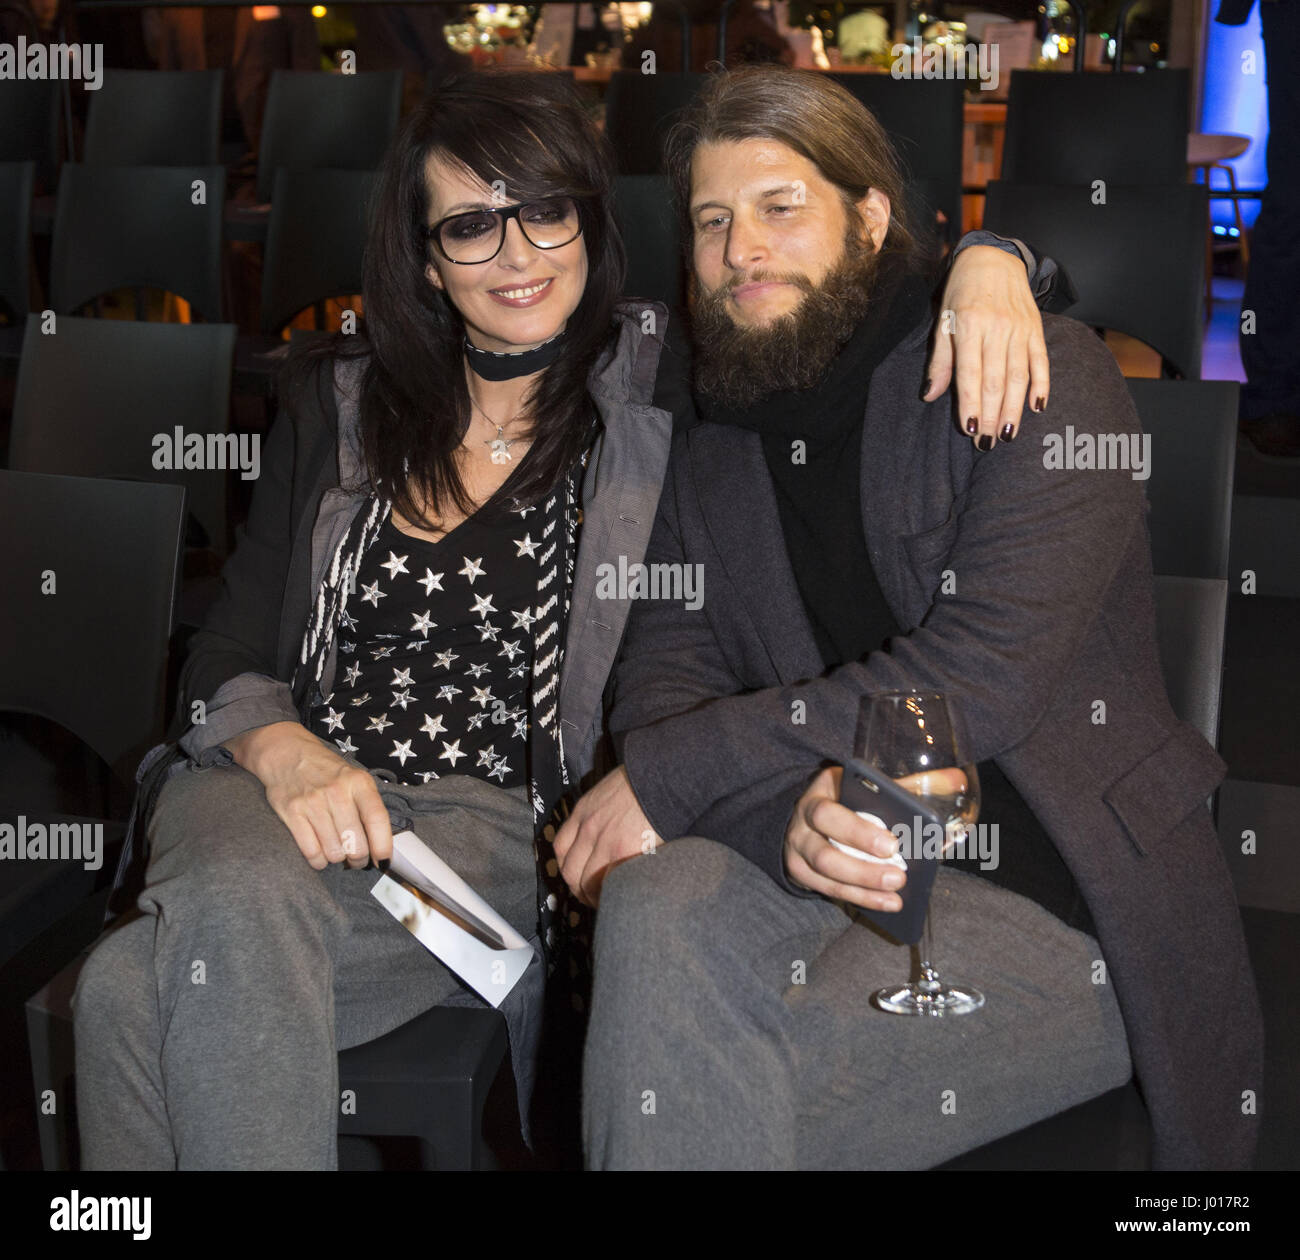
[425,197,584,265]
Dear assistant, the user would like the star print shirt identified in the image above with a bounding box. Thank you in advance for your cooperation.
[307,501,546,787]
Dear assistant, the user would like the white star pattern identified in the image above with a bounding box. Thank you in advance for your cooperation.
[307,481,571,793]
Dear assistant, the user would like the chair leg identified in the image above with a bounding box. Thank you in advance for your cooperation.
[1222,162,1249,268]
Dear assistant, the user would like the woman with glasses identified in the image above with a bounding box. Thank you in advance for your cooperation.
[71,70,1056,1169]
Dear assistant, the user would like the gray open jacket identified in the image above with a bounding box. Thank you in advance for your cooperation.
[170,300,674,787]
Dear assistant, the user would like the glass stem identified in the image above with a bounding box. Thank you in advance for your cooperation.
[918,905,941,994]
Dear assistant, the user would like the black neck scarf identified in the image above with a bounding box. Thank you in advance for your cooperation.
[696,249,933,668]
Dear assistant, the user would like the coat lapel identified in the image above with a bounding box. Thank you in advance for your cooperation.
[558,315,675,776]
[686,424,824,684]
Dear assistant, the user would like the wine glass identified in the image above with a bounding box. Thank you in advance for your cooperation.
[857,691,984,1017]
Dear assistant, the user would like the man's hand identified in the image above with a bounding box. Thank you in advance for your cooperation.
[784,766,906,911]
[553,766,662,907]
[225,721,393,872]
[925,244,1051,448]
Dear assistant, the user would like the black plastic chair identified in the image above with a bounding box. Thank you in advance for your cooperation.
[827,74,964,246]
[614,174,683,310]
[0,79,61,189]
[0,470,185,971]
[83,69,224,167]
[337,1006,510,1169]
[48,163,227,322]
[1001,68,1190,186]
[255,70,403,205]
[8,314,237,560]
[982,180,1206,379]
[1127,379,1238,581]
[1153,575,1229,749]
[260,167,376,336]
[0,160,34,325]
[604,71,707,176]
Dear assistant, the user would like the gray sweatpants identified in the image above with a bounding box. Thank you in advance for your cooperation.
[582,837,1132,1170]
[72,754,542,1170]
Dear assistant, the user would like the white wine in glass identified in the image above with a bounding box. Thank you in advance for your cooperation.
[857,691,985,1017]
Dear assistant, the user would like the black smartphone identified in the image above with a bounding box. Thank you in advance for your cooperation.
[836,757,945,945]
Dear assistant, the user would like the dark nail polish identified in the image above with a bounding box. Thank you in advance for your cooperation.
[966,417,979,435]
[922,378,932,398]
[977,434,994,451]
[1034,396,1046,413]
[1000,423,1016,442]
[378,858,390,873]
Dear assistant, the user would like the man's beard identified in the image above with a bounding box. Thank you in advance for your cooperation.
[690,228,881,410]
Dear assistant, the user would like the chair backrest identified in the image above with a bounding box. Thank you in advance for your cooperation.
[8,314,237,554]
[48,163,227,321]
[256,70,403,203]
[1152,575,1228,748]
[983,180,1206,379]
[1127,379,1237,581]
[827,74,964,244]
[0,79,61,185]
[604,71,707,176]
[0,160,34,322]
[83,69,224,167]
[0,470,185,783]
[1001,69,1190,186]
[260,167,377,334]
[613,174,683,310]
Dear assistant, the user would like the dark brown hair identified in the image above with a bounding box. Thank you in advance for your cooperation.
[663,65,918,261]
[283,71,625,525]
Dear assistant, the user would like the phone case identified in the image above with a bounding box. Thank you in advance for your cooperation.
[836,758,945,945]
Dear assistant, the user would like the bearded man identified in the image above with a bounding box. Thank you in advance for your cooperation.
[553,66,1263,1171]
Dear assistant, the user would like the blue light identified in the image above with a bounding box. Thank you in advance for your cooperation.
[1200,9,1268,233]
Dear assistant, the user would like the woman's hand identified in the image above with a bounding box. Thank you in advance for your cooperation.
[924,244,1051,448]
[224,722,394,871]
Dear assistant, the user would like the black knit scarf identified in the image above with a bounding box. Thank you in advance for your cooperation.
[695,249,933,667]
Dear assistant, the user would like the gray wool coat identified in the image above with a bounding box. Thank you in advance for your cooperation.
[609,313,1265,1172]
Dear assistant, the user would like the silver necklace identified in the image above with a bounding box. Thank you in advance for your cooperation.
[469,394,523,465]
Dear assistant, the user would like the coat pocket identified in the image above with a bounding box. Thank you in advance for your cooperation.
[1102,722,1228,856]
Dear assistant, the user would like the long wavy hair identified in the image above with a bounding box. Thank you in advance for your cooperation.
[282,71,626,525]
